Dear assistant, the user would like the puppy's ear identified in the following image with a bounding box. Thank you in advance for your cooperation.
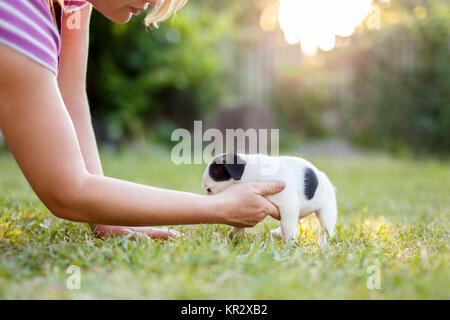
[209,152,246,181]
[224,152,246,180]
[209,161,231,182]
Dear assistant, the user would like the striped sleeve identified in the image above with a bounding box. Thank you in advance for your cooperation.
[0,0,60,74]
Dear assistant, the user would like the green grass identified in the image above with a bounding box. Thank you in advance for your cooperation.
[0,148,449,299]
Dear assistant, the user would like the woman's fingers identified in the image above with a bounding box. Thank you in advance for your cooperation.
[253,181,286,196]
[92,225,181,240]
[215,181,285,227]
[251,181,285,220]
[127,227,182,239]
[264,201,281,221]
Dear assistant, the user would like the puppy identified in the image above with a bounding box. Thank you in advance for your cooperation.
[202,152,337,245]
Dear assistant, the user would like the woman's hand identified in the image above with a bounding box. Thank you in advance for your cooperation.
[91,225,181,240]
[212,181,286,228]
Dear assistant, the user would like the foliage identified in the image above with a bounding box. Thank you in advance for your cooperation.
[83,0,449,156]
[0,151,449,299]
[272,81,328,138]
[340,0,450,155]
[87,4,234,143]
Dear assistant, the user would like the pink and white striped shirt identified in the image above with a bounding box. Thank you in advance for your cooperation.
[0,0,89,75]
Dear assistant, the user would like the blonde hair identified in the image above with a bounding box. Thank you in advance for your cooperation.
[145,0,188,28]
[49,0,64,8]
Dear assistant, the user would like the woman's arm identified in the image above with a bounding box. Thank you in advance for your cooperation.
[57,5,168,238]
[0,44,284,229]
[58,5,103,176]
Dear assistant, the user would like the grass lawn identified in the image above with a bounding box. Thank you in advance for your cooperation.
[0,148,448,299]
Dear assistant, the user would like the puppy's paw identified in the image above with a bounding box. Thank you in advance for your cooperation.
[319,235,329,248]
[270,226,283,238]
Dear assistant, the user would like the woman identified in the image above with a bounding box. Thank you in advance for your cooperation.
[0,0,285,239]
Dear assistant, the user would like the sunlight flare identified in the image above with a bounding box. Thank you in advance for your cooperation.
[277,0,382,55]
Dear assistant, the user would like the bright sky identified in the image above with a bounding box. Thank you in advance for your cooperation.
[261,0,390,55]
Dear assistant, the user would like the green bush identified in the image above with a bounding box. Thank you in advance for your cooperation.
[272,81,329,139]
[87,5,234,143]
[342,0,450,155]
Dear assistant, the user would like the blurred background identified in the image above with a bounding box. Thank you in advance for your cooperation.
[2,0,448,157]
[0,0,449,299]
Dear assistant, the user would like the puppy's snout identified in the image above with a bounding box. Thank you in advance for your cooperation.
[205,187,212,195]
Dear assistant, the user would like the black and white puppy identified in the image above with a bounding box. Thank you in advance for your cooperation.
[202,152,337,245]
